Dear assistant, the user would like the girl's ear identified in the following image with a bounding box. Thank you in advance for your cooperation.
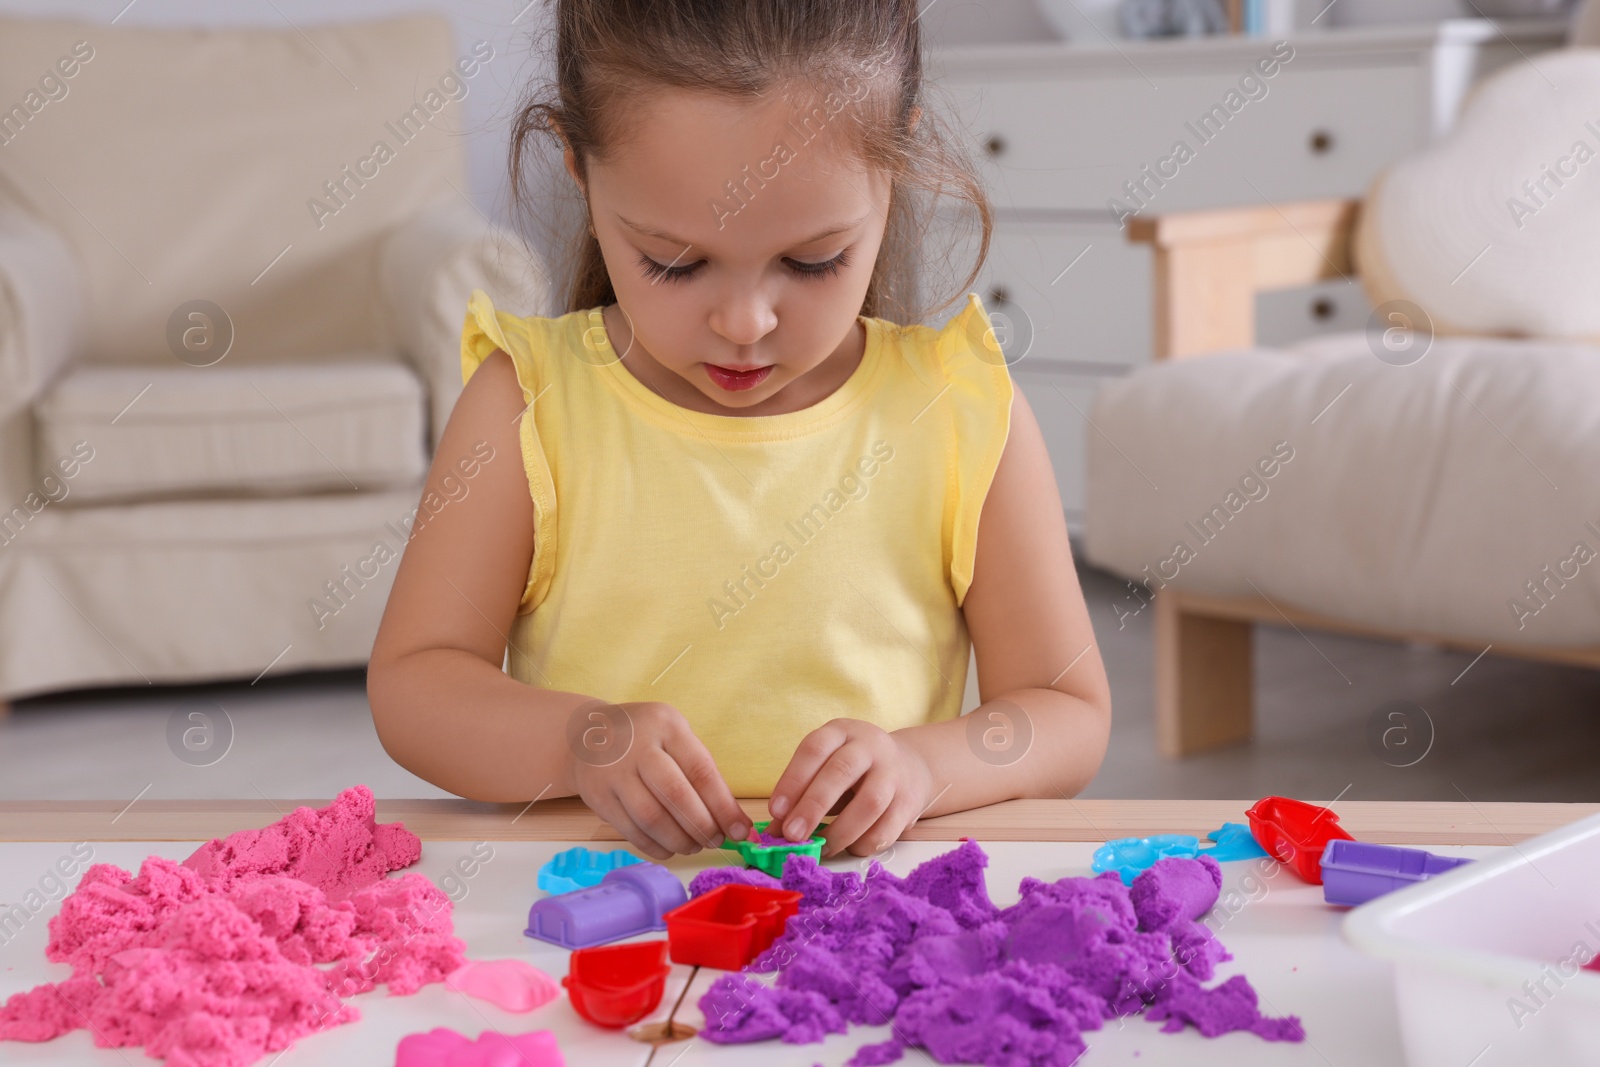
[550,117,587,195]
[907,105,922,135]
[562,145,586,196]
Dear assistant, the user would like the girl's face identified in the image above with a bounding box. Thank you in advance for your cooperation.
[569,88,892,415]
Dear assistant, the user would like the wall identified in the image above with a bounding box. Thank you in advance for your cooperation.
[0,0,1057,235]
[0,0,1486,299]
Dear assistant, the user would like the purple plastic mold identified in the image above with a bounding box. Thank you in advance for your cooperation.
[1320,839,1474,907]
[525,862,688,949]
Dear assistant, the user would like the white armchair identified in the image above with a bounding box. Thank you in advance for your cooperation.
[0,15,548,703]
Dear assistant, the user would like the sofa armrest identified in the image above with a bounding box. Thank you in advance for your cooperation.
[0,212,82,418]
[1126,198,1361,359]
[376,199,551,449]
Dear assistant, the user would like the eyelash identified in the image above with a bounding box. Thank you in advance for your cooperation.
[789,249,852,279]
[635,248,852,284]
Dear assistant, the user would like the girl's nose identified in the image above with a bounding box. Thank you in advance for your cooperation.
[709,289,778,348]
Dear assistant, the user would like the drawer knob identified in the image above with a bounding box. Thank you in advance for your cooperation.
[984,134,1006,158]
[1312,297,1336,321]
[987,284,1011,305]
[1309,129,1335,155]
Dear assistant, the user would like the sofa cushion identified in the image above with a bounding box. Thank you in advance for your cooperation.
[1356,49,1600,342]
[34,358,428,503]
[1083,332,1600,645]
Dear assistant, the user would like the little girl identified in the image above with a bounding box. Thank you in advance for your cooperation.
[368,0,1111,862]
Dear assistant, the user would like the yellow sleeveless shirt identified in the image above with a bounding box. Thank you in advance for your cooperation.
[459,291,1013,797]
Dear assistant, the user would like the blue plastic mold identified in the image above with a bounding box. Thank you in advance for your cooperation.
[1093,822,1273,886]
[1202,822,1270,862]
[1092,834,1201,886]
[537,847,644,895]
[1320,839,1474,907]
[525,863,688,949]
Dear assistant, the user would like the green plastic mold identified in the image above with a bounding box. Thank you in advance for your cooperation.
[719,819,824,877]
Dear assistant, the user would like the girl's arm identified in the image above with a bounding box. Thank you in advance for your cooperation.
[769,388,1113,856]
[367,349,749,856]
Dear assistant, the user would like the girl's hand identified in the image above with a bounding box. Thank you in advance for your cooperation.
[569,700,749,861]
[768,719,934,859]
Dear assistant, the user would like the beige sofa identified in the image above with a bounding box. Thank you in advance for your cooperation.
[0,16,547,704]
[1085,8,1600,757]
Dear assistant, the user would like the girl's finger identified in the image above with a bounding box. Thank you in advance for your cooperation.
[592,791,673,861]
[768,722,850,828]
[816,768,895,858]
[640,748,722,849]
[662,726,751,842]
[846,793,919,859]
[617,779,701,855]
[781,741,871,844]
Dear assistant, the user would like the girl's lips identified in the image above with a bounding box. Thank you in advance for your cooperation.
[704,363,773,392]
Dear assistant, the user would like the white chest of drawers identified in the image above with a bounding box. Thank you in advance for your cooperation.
[925,19,1567,530]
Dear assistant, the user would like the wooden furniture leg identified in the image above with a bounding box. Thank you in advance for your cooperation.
[1155,594,1254,757]
[1129,200,1355,758]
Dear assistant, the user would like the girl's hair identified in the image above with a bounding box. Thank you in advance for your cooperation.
[508,0,992,325]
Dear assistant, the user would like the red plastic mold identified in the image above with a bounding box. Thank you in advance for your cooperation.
[663,884,803,971]
[1246,795,1354,884]
[561,939,670,1028]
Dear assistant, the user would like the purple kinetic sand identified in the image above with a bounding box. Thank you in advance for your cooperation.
[696,840,1303,1066]
[1131,855,1223,932]
[688,866,781,897]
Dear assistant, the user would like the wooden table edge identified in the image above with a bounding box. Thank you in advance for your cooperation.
[1,797,1594,845]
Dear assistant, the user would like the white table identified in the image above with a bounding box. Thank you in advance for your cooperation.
[2,797,1589,1066]
[0,836,1497,1066]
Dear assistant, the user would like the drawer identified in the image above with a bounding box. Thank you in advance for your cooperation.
[940,61,1428,213]
[1256,278,1372,348]
[927,219,1153,368]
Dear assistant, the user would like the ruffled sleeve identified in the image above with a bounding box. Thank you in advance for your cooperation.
[934,292,1016,607]
[459,288,556,614]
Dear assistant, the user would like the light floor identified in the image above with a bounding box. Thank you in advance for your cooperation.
[3,562,1598,805]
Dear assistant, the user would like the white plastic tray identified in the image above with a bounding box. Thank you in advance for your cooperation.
[1344,811,1600,1067]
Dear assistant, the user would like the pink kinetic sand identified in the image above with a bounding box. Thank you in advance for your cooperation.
[395,1026,564,1067]
[445,959,559,1012]
[182,785,421,899]
[0,786,470,1067]
[697,840,1303,1066]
